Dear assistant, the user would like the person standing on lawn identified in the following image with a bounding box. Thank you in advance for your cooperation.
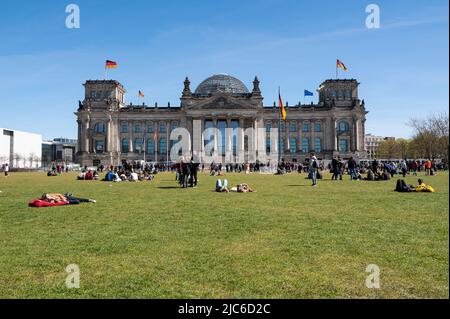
[348,157,357,180]
[309,153,319,187]
[3,163,9,177]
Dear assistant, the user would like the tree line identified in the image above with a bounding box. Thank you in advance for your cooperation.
[377,113,449,162]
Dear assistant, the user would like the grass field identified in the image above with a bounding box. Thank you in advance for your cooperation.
[0,171,448,299]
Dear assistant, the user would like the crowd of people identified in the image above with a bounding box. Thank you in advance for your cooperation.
[76,161,157,182]
[176,158,199,188]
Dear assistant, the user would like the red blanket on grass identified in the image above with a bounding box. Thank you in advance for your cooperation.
[29,199,69,208]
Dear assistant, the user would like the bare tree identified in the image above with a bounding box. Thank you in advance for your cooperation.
[408,112,449,162]
[13,153,22,168]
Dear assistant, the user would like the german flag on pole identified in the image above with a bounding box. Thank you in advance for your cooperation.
[278,89,287,121]
[337,59,348,71]
[105,60,118,69]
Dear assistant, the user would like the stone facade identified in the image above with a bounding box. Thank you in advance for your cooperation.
[75,75,368,166]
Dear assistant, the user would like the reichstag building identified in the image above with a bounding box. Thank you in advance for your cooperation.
[75,74,368,166]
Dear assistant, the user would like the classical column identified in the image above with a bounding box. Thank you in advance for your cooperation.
[84,118,90,153]
[351,118,357,152]
[106,116,112,153]
[77,120,83,153]
[311,120,316,153]
[332,118,337,151]
[285,121,290,152]
[213,118,218,155]
[129,120,134,153]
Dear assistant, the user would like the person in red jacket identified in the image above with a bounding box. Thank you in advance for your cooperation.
[84,170,94,180]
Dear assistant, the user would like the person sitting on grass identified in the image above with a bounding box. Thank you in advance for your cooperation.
[47,171,57,177]
[129,171,139,182]
[366,169,375,181]
[84,170,94,180]
[216,179,230,193]
[104,170,116,182]
[77,172,86,180]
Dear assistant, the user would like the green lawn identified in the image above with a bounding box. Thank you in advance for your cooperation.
[0,171,448,299]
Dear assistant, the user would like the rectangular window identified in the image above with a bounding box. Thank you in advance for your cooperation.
[121,139,129,153]
[266,137,271,153]
[95,140,104,153]
[302,138,309,153]
[302,123,310,132]
[147,124,154,133]
[171,122,178,131]
[339,139,349,153]
[121,124,128,133]
[134,124,141,133]
[159,123,166,133]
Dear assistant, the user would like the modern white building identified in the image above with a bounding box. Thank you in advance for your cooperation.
[0,128,42,168]
[365,134,396,159]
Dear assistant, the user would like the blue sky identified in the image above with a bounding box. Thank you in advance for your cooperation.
[0,0,448,140]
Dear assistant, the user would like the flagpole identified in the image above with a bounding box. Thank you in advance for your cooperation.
[278,86,282,165]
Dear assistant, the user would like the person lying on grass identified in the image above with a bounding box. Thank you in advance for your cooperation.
[215,179,256,193]
[216,179,230,193]
[395,179,435,193]
[415,179,435,193]
[29,193,96,207]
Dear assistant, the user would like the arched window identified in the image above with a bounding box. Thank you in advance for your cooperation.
[290,137,297,153]
[302,123,310,132]
[315,138,322,153]
[290,122,297,132]
[134,138,143,153]
[121,139,129,153]
[315,122,322,132]
[302,138,309,153]
[159,138,167,154]
[338,121,350,133]
[94,123,106,134]
[146,139,155,154]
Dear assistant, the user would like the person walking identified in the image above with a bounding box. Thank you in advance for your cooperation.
[331,156,339,180]
[348,157,357,180]
[309,153,319,187]
[3,163,9,177]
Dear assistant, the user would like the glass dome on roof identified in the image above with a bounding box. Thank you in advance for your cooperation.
[194,74,249,95]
